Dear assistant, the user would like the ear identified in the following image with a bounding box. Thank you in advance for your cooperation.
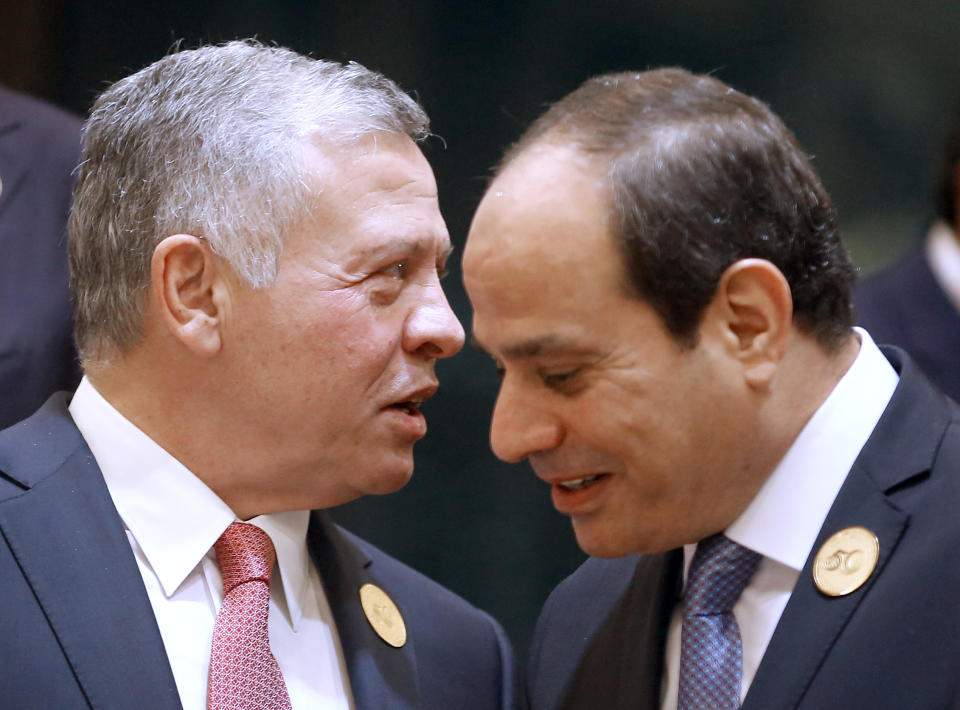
[709,258,793,390]
[150,235,227,358]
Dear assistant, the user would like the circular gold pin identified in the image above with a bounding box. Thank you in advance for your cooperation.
[813,526,879,597]
[359,583,407,648]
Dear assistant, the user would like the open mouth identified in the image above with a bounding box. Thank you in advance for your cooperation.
[389,400,422,415]
[557,474,604,491]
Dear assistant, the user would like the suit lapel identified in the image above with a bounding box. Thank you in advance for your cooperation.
[0,397,181,709]
[308,512,420,710]
[552,551,680,710]
[744,348,949,709]
[617,551,681,710]
[742,474,908,710]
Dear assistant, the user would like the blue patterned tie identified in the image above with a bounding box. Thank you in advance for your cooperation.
[677,534,761,710]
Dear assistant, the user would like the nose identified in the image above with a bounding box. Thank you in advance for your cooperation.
[403,280,465,359]
[489,375,564,463]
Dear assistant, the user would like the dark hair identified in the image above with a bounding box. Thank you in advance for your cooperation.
[499,68,855,350]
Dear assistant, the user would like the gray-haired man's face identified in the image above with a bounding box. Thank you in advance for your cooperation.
[218,132,464,512]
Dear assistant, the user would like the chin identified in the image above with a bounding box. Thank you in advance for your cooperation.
[365,457,416,496]
[572,518,669,559]
[573,524,629,559]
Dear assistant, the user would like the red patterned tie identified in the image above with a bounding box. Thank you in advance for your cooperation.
[208,522,292,710]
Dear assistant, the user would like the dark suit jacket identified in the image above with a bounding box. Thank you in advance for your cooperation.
[527,347,960,709]
[0,87,83,429]
[855,250,960,403]
[0,395,517,709]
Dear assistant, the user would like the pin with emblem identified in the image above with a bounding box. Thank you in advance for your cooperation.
[359,582,407,648]
[813,526,879,597]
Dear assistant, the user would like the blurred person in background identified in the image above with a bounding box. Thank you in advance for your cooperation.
[855,106,960,402]
[0,86,82,428]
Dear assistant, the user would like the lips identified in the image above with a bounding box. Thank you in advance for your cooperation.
[388,400,423,415]
[556,474,602,491]
[540,471,612,514]
[385,382,438,414]
[535,467,609,490]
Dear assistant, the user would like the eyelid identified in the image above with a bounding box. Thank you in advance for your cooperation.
[540,369,580,389]
[382,262,405,278]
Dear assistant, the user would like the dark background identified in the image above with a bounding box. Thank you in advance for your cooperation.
[3,0,957,654]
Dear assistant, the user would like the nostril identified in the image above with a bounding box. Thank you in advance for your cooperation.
[418,341,444,358]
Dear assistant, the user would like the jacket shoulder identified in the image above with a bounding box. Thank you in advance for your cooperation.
[530,555,642,660]
[0,86,81,152]
[0,394,85,501]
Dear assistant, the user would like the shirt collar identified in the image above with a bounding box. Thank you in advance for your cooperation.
[722,327,899,572]
[244,510,311,631]
[69,377,311,630]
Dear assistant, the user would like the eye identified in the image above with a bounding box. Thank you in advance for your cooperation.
[384,262,406,279]
[367,262,408,306]
[540,369,579,390]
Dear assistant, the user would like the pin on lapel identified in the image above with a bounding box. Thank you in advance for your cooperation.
[813,526,879,597]
[359,583,407,648]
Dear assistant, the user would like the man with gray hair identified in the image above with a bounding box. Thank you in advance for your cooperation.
[0,40,515,709]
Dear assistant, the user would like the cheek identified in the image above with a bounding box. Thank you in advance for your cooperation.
[325,311,407,379]
[574,381,699,487]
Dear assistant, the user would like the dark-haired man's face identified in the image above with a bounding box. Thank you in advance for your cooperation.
[463,143,764,557]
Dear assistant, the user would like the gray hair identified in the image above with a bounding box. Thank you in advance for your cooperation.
[69,39,429,364]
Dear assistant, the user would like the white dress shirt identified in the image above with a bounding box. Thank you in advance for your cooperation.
[69,377,354,710]
[660,328,899,709]
[925,220,960,313]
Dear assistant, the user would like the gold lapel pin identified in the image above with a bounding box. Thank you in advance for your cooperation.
[813,526,879,597]
[359,582,407,648]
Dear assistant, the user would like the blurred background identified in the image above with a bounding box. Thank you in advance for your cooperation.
[3,0,957,655]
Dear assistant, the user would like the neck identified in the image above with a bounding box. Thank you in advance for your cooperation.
[762,329,860,464]
[89,347,276,520]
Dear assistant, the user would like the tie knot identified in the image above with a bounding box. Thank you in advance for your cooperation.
[683,534,761,616]
[214,522,276,595]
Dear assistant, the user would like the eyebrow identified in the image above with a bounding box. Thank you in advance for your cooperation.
[471,333,587,360]
[359,238,454,263]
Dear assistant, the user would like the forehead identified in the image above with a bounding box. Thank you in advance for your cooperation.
[290,132,448,257]
[464,143,645,355]
[464,144,623,305]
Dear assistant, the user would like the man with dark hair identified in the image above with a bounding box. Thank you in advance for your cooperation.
[464,68,960,708]
[854,106,960,401]
[0,41,516,709]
